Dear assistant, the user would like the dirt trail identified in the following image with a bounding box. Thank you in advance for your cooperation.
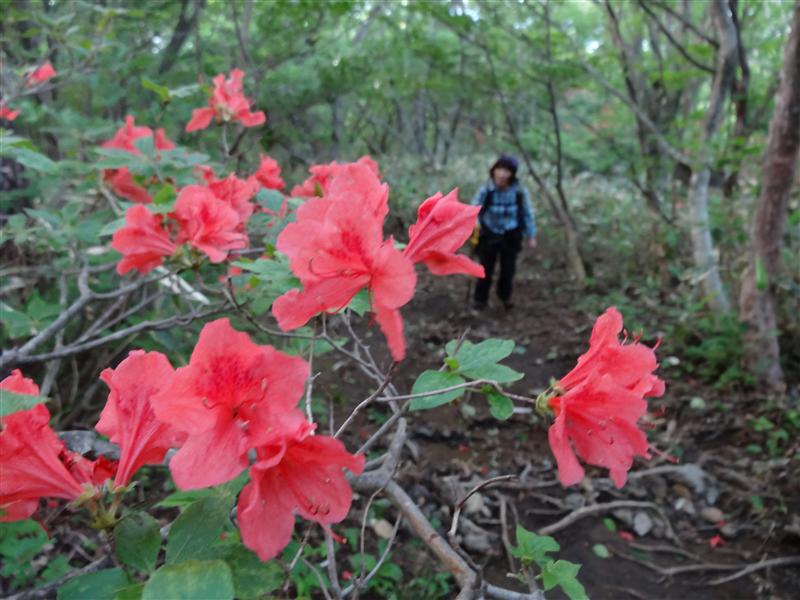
[325,240,798,599]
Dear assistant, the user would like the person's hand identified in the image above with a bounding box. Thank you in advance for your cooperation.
[527,237,538,250]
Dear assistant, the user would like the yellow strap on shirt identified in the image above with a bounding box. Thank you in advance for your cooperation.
[470,223,480,248]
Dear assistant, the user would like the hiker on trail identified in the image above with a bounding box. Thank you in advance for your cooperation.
[471,154,537,310]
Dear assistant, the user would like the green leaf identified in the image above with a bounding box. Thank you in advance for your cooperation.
[444,338,521,382]
[165,493,233,564]
[141,77,171,103]
[99,217,126,237]
[113,583,144,600]
[464,362,523,383]
[151,183,176,206]
[409,370,466,411]
[0,301,34,338]
[133,136,155,158]
[347,289,370,316]
[511,525,559,566]
[592,543,610,558]
[142,560,234,600]
[224,545,283,599]
[602,517,617,532]
[486,389,514,420]
[94,148,143,169]
[0,389,47,417]
[541,560,588,600]
[58,568,130,600]
[115,512,161,573]
[450,338,515,371]
[0,146,58,173]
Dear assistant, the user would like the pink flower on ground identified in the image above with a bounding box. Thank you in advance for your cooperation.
[403,189,484,277]
[238,424,364,561]
[0,103,20,121]
[273,159,415,361]
[150,319,309,490]
[111,205,177,275]
[253,154,285,190]
[172,185,248,263]
[186,69,265,132]
[26,61,56,86]
[547,307,665,488]
[96,350,185,488]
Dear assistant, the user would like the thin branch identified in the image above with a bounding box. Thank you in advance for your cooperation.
[8,304,227,366]
[334,363,397,438]
[637,0,716,73]
[538,500,664,536]
[708,555,800,585]
[449,475,517,539]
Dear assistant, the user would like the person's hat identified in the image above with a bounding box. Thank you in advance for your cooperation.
[490,154,519,175]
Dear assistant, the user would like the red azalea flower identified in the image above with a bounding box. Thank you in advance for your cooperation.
[253,154,285,190]
[0,391,86,521]
[290,156,379,199]
[111,205,177,275]
[172,185,248,263]
[237,424,364,561]
[0,103,20,121]
[60,451,117,488]
[205,172,259,224]
[186,68,265,132]
[26,61,56,86]
[272,159,415,361]
[558,307,664,397]
[101,116,175,203]
[547,307,664,488]
[403,189,484,277]
[150,318,309,490]
[104,168,153,204]
[96,350,185,488]
[0,369,40,396]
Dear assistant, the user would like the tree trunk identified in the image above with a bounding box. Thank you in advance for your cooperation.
[687,0,736,314]
[738,0,800,390]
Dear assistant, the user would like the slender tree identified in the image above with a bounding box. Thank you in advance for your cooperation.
[739,0,800,390]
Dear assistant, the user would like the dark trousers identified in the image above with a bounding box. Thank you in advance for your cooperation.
[474,228,523,305]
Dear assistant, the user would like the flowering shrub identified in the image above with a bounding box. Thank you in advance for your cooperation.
[0,68,666,600]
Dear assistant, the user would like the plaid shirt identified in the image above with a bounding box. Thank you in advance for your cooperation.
[471,181,537,238]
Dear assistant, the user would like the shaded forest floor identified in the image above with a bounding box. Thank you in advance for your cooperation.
[324,236,800,600]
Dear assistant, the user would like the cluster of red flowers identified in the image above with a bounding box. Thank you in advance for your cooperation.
[186,68,265,132]
[274,157,484,361]
[0,61,57,121]
[546,307,665,488]
[106,147,286,275]
[0,319,363,562]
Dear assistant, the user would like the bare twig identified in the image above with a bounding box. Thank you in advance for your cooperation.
[708,555,800,585]
[335,363,397,438]
[538,500,664,536]
[449,475,516,539]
